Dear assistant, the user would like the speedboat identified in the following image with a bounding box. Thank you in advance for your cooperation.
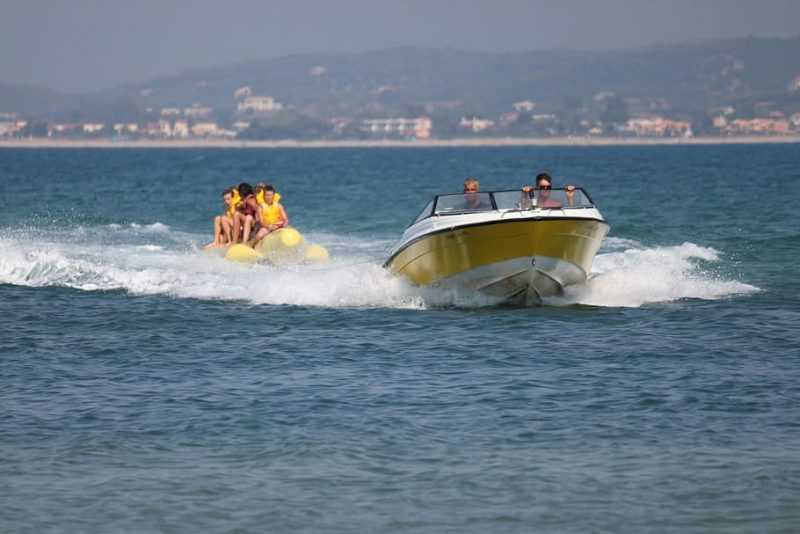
[384,187,609,304]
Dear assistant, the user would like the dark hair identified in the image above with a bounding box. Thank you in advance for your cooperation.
[536,173,552,185]
[238,182,254,197]
[264,184,275,192]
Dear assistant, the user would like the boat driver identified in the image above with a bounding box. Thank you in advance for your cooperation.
[463,177,490,210]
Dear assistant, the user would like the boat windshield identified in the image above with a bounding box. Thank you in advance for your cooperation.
[413,199,435,224]
[434,193,495,215]
[413,188,596,224]
[493,188,595,210]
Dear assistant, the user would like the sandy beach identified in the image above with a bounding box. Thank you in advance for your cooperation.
[1,136,799,149]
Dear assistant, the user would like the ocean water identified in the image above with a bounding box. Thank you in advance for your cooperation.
[1,145,799,533]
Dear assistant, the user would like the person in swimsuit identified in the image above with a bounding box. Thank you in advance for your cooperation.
[204,187,236,248]
[253,185,289,244]
[521,173,577,208]
[232,182,261,243]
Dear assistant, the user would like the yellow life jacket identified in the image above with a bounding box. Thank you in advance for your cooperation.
[260,201,284,225]
[226,189,241,218]
[256,190,281,206]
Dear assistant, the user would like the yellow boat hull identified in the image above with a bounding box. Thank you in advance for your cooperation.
[385,218,608,303]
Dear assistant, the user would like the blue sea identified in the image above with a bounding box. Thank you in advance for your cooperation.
[1,144,799,533]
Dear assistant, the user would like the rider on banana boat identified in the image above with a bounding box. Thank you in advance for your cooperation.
[253,184,289,245]
[204,187,238,249]
[255,182,282,207]
[232,182,261,243]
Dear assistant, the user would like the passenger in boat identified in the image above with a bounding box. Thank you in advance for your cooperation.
[521,173,577,208]
[463,177,491,210]
[533,173,562,208]
[253,184,289,243]
[232,182,261,243]
[204,187,237,249]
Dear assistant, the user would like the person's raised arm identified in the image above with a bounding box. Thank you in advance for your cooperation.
[520,185,533,209]
[565,185,576,207]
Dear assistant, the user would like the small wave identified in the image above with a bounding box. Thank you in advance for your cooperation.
[105,222,170,232]
[129,222,171,232]
[547,242,759,308]
[601,236,644,252]
[95,222,196,247]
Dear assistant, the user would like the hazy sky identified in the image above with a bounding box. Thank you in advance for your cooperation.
[1,0,798,93]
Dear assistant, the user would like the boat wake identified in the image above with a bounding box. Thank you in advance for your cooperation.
[0,226,758,309]
[546,237,759,308]
[0,225,427,309]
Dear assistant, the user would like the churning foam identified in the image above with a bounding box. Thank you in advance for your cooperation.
[0,225,758,309]
[108,222,171,233]
[547,239,759,308]
[0,227,427,308]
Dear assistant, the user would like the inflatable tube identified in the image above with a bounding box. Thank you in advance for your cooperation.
[224,244,264,263]
[255,227,306,264]
[255,227,304,254]
[304,244,330,263]
[203,245,229,258]
[211,227,330,266]
[278,227,302,247]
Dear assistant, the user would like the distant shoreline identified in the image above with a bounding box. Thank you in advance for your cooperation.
[2,136,800,149]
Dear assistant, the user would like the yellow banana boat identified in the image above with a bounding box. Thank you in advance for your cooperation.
[212,227,330,265]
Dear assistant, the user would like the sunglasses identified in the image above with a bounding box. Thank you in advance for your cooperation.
[537,185,552,190]
[464,188,479,193]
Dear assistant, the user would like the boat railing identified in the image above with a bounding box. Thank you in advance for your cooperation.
[411,188,596,223]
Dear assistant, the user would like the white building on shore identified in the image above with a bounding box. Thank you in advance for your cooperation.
[513,100,536,112]
[625,116,693,137]
[82,123,105,134]
[362,117,432,139]
[173,120,190,138]
[183,105,213,118]
[234,86,252,100]
[237,96,283,113]
[113,123,140,135]
[0,119,27,136]
[459,117,495,133]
